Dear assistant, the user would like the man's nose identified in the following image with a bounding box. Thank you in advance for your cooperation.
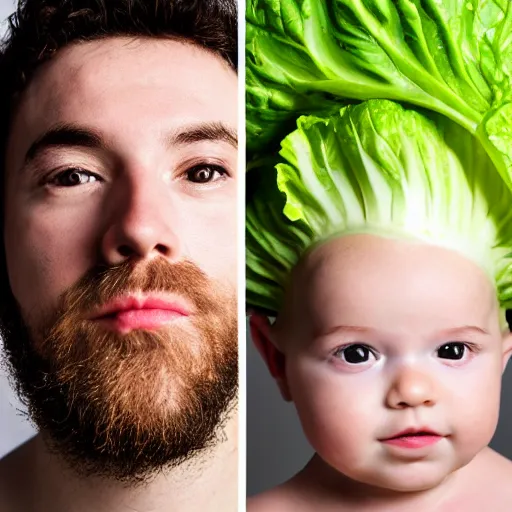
[385,365,437,409]
[100,174,180,265]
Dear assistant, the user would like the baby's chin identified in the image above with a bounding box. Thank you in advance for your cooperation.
[341,459,463,494]
[313,450,470,496]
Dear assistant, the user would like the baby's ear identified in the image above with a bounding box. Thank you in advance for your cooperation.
[249,313,292,401]
[502,330,512,373]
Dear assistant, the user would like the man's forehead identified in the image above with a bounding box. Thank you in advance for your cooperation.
[25,36,234,95]
[6,36,237,172]
[19,36,235,119]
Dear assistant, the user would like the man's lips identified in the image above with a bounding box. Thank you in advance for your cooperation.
[88,295,191,333]
[380,427,445,449]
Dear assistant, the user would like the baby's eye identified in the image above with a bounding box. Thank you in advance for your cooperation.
[334,344,376,364]
[437,342,466,360]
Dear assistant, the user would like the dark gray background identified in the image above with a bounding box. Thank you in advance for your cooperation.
[247,323,512,496]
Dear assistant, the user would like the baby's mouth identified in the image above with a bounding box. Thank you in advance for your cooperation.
[380,428,445,449]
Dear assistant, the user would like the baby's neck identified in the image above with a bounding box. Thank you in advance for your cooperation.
[288,448,504,512]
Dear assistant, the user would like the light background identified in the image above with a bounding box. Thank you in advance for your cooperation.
[0,0,38,461]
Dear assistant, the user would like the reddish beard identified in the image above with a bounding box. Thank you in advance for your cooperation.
[2,258,238,482]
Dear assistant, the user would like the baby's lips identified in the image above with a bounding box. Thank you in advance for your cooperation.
[380,427,444,441]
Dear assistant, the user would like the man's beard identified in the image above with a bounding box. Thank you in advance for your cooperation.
[1,258,238,482]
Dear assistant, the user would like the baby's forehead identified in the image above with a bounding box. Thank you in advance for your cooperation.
[286,234,498,336]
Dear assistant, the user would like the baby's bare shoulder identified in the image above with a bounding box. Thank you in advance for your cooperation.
[247,492,283,512]
[480,449,512,486]
[247,482,309,512]
[248,490,293,512]
[459,448,512,507]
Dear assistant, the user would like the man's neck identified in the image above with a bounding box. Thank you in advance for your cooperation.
[0,408,238,512]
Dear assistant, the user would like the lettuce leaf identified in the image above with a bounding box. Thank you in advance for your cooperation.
[246,100,512,312]
[247,0,512,190]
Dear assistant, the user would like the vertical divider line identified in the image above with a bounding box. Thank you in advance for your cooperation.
[237,0,247,510]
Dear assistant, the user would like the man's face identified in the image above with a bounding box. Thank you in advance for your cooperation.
[274,234,511,492]
[3,37,238,480]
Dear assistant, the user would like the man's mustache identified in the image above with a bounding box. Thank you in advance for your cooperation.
[56,258,213,317]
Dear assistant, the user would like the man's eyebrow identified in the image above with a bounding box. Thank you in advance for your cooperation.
[24,122,237,166]
[168,122,237,149]
[25,124,105,163]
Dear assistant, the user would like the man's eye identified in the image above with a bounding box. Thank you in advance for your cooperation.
[185,165,227,184]
[334,344,376,364]
[51,169,98,187]
[437,342,466,360]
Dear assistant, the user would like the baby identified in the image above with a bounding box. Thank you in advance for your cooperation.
[246,101,512,511]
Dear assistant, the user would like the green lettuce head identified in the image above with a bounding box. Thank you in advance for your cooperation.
[247,0,512,192]
[246,100,512,321]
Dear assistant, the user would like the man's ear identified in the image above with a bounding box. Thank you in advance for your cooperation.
[249,314,292,401]
[503,330,512,373]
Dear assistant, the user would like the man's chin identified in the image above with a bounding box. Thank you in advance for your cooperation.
[38,370,237,484]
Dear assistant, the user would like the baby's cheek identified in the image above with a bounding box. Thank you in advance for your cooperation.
[458,397,499,447]
[290,377,374,470]
[445,367,501,460]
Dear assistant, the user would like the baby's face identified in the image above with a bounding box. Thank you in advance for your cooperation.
[275,234,511,492]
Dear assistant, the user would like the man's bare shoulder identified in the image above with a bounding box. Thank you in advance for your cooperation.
[0,436,37,473]
[0,437,37,512]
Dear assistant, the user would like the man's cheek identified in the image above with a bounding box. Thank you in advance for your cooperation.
[186,231,236,278]
[7,236,90,327]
